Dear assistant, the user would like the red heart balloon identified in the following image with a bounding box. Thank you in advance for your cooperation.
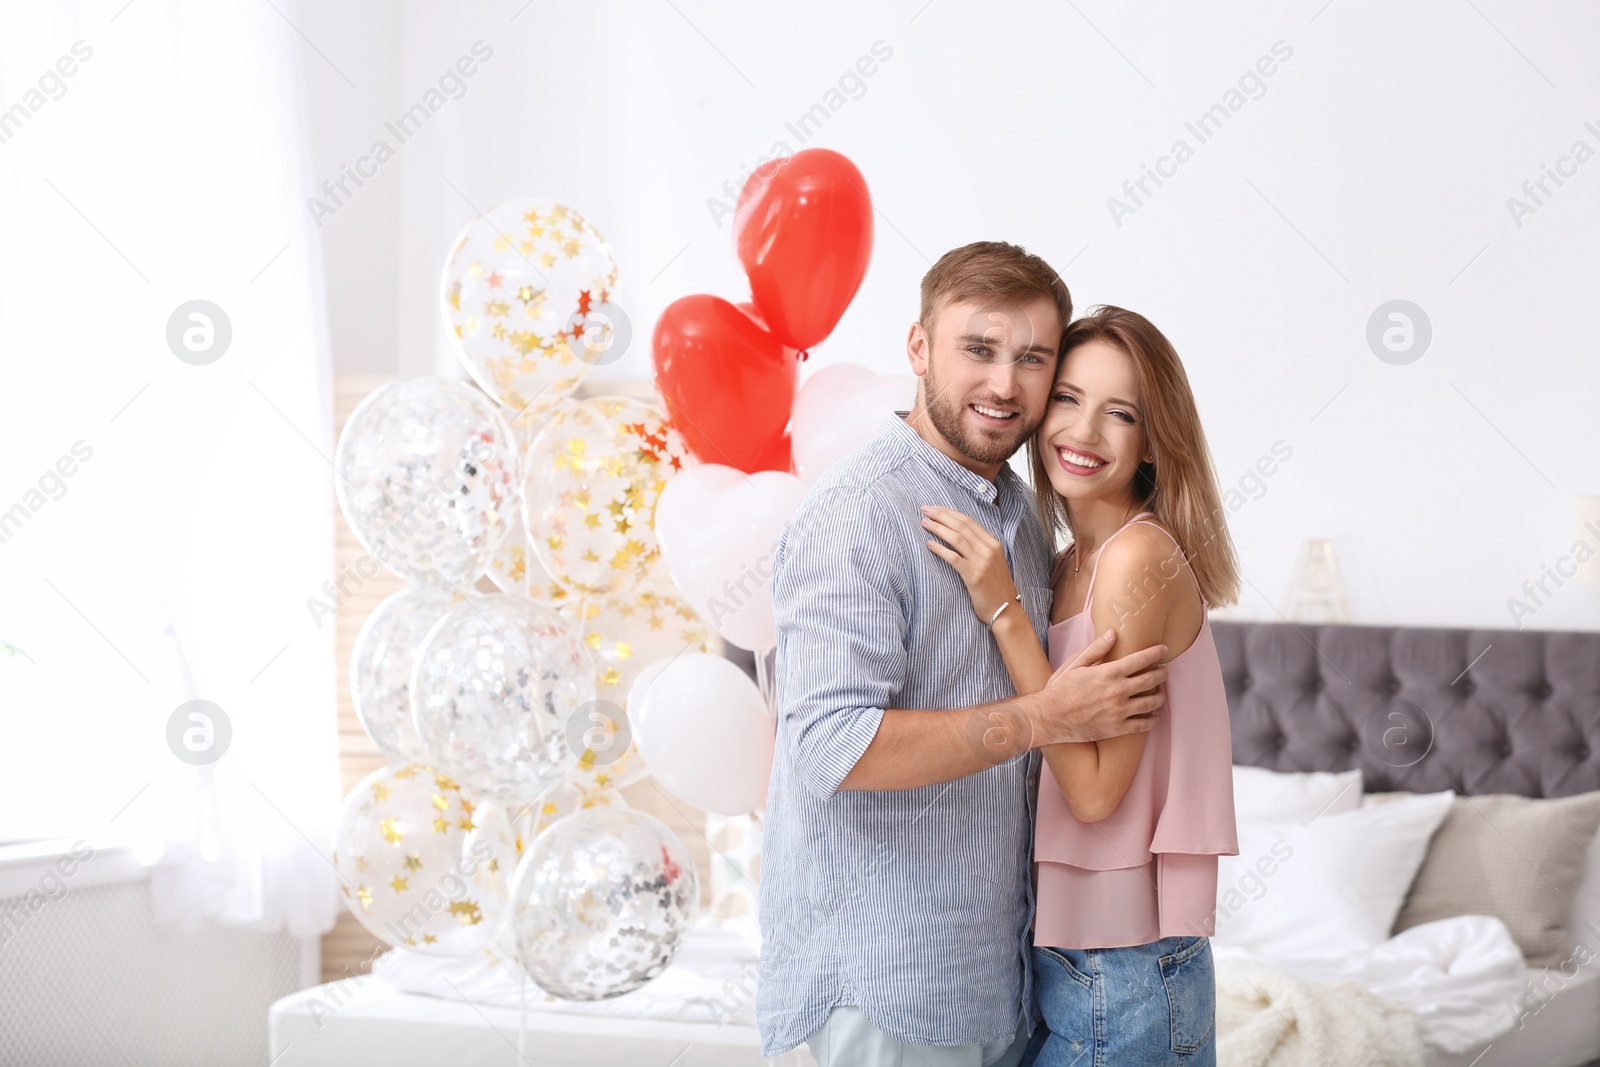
[734,148,874,352]
[652,294,797,473]
[735,300,804,362]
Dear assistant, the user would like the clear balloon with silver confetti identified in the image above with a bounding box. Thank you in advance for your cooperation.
[335,376,520,590]
[350,586,462,766]
[510,807,698,1000]
[411,593,594,806]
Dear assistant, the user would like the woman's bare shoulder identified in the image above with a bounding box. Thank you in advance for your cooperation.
[1089,523,1203,634]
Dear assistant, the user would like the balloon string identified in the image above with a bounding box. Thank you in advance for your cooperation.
[754,647,778,719]
[767,647,778,716]
[518,968,528,1060]
[752,649,774,828]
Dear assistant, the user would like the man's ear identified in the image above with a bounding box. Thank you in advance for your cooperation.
[907,321,931,375]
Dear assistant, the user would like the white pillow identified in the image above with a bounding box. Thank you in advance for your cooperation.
[1566,826,1600,953]
[1232,764,1364,824]
[1213,790,1454,964]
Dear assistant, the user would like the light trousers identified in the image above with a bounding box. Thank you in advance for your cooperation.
[804,1005,1031,1067]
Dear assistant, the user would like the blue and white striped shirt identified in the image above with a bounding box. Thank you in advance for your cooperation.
[756,412,1055,1055]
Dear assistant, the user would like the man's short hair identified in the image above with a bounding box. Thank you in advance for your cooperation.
[918,241,1073,345]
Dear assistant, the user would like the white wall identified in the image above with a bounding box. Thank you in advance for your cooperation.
[296,0,1600,631]
[296,0,404,376]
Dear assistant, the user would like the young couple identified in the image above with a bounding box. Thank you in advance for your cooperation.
[757,240,1242,1066]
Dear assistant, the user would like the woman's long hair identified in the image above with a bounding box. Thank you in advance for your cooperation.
[1025,306,1241,608]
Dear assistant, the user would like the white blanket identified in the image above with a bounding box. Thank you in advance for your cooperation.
[373,916,766,1027]
[375,913,1525,1061]
[1218,956,1426,1067]
[1215,914,1527,1055]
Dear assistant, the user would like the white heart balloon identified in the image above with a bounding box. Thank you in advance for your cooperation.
[791,364,916,484]
[654,464,807,652]
[632,653,773,816]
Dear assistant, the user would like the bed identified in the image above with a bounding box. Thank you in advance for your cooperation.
[268,918,803,1066]
[1212,619,1600,1067]
[270,619,1600,1066]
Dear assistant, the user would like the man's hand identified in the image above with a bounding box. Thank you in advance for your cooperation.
[1027,628,1168,745]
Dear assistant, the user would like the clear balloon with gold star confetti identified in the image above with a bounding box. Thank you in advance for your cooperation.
[565,706,648,791]
[527,777,628,840]
[483,504,538,598]
[485,409,569,604]
[509,404,552,462]
[466,786,630,965]
[522,396,694,598]
[440,197,619,417]
[332,763,518,957]
[559,581,714,789]
[457,800,541,951]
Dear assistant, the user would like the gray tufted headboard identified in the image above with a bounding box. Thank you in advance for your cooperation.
[1213,621,1600,799]
[726,620,1600,799]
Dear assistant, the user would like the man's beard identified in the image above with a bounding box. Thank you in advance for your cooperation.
[922,359,1037,466]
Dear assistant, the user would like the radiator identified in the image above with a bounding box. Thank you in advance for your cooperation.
[0,839,312,1066]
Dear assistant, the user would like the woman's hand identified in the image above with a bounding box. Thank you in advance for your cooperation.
[919,504,1020,624]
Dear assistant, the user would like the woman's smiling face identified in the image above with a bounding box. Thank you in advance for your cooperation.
[1040,339,1150,504]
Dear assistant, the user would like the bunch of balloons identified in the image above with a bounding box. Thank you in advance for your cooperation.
[647,149,916,659]
[652,148,874,475]
[331,198,751,1001]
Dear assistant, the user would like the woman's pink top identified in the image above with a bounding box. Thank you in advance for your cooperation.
[1032,513,1239,950]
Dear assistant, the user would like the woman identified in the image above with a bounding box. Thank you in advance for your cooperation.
[919,305,1241,1065]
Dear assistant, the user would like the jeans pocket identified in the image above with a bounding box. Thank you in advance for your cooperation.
[1032,946,1095,1062]
[1159,937,1215,1054]
[1034,945,1093,989]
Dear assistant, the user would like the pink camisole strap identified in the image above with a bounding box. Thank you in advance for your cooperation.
[1079,511,1154,613]
[1052,512,1210,615]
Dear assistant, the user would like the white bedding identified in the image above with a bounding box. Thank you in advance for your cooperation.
[269,918,815,1067]
[1215,915,1527,1053]
[1215,913,1600,1067]
[268,979,806,1067]
[373,916,764,1026]
[1428,960,1600,1067]
[1217,956,1426,1067]
[269,913,1599,1067]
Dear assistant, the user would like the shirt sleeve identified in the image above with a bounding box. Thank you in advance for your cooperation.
[769,484,910,801]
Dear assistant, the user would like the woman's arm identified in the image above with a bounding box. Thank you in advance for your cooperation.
[988,600,1055,694]
[921,506,1181,823]
[1038,527,1185,821]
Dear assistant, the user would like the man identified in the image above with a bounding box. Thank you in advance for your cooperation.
[756,241,1170,1066]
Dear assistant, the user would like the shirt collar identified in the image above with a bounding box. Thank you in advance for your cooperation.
[890,410,1022,508]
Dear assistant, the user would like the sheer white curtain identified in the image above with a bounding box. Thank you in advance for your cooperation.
[0,0,338,937]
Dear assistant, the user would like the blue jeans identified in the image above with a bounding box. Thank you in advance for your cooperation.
[1020,936,1216,1067]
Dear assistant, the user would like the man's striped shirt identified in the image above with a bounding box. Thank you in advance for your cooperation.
[756,412,1055,1055]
